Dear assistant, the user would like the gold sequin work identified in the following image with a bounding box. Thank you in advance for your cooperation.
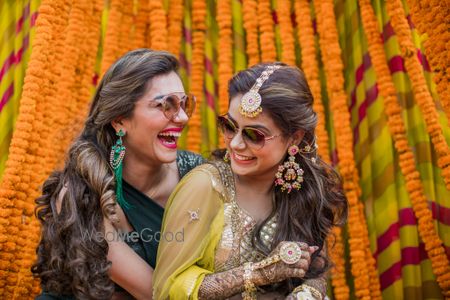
[207,161,278,272]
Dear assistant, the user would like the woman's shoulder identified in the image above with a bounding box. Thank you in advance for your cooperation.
[180,160,234,202]
[176,150,205,178]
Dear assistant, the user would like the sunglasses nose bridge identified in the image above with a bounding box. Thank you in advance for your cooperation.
[172,106,188,123]
[163,94,188,120]
[229,129,247,150]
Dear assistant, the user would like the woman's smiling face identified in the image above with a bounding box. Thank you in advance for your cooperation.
[116,71,189,165]
[223,95,296,179]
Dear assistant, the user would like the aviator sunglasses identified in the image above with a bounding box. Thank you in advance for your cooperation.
[152,92,196,120]
[217,115,281,149]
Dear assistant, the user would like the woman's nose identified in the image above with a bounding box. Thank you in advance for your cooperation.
[229,131,246,150]
[172,107,189,124]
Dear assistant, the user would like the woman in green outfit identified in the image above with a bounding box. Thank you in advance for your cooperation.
[32,49,203,299]
[154,63,348,299]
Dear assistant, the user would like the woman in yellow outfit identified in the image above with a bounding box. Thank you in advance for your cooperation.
[153,63,348,299]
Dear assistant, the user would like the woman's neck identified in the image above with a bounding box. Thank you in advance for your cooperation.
[121,154,178,204]
[234,172,276,222]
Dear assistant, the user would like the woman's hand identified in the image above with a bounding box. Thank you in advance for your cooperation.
[253,241,318,286]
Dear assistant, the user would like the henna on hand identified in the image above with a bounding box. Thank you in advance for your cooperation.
[198,266,246,299]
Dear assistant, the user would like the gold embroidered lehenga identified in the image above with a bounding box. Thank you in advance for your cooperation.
[153,161,326,299]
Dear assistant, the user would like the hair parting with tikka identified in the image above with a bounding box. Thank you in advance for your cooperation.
[221,62,348,293]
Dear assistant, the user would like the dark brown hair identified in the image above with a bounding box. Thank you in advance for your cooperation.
[222,62,348,292]
[32,49,179,299]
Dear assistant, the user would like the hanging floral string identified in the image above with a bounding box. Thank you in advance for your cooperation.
[118,0,135,53]
[277,0,295,65]
[0,0,72,297]
[10,0,104,297]
[385,0,450,191]
[148,0,168,51]
[356,0,450,295]
[101,0,123,75]
[359,201,382,299]
[242,0,260,66]
[313,1,382,299]
[134,0,150,49]
[405,0,450,122]
[216,0,233,147]
[72,0,104,141]
[187,0,207,152]
[216,0,233,113]
[167,0,184,56]
[294,0,329,168]
[257,0,277,62]
[294,1,349,298]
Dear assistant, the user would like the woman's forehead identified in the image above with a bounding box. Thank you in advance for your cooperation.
[145,72,184,98]
[228,96,278,130]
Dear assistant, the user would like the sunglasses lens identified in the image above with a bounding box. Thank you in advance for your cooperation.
[163,95,180,119]
[218,117,236,139]
[182,95,196,118]
[243,128,266,148]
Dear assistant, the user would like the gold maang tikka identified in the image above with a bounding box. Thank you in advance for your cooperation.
[239,65,281,118]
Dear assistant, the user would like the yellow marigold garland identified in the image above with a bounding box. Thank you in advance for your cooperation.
[148,0,168,51]
[187,0,207,152]
[0,0,72,297]
[386,0,450,191]
[257,0,277,62]
[406,0,450,122]
[277,0,295,65]
[313,1,382,299]
[358,0,450,295]
[101,0,123,75]
[118,0,135,53]
[53,0,91,167]
[134,0,150,49]
[242,0,260,66]
[294,0,330,172]
[294,1,349,299]
[10,0,104,297]
[217,0,233,147]
[217,0,233,113]
[167,0,184,56]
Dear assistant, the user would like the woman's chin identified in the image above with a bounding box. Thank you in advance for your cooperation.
[230,161,259,177]
[154,144,178,163]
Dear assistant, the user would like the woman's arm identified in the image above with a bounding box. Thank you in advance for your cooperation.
[198,242,316,299]
[286,246,329,299]
[104,218,154,300]
[153,165,225,299]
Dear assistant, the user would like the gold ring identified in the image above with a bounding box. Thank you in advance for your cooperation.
[279,242,302,264]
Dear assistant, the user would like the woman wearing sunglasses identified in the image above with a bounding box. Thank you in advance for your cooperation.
[33,49,203,299]
[153,63,348,299]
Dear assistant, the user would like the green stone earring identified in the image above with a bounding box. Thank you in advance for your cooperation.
[223,150,230,163]
[110,129,131,209]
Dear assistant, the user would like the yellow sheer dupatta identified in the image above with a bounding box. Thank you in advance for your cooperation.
[153,164,227,299]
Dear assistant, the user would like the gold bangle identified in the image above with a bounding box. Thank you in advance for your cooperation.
[292,284,323,300]
[242,262,257,300]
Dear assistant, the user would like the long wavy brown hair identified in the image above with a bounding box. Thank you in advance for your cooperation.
[218,62,348,293]
[32,49,179,299]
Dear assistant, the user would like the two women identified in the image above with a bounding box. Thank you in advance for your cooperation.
[33,49,203,299]
[153,63,348,299]
[33,49,347,299]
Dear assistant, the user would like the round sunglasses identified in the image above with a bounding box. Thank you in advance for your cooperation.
[217,115,281,149]
[152,92,196,120]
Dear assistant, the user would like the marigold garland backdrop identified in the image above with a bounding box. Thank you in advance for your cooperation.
[0,0,449,299]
